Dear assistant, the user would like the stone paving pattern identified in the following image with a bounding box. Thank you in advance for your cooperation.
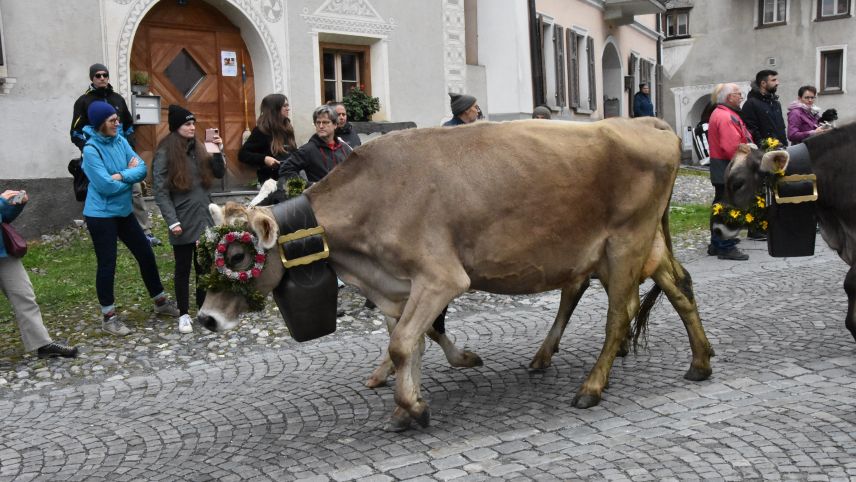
[3,174,856,480]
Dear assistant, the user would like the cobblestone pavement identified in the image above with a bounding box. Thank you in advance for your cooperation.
[5,174,856,480]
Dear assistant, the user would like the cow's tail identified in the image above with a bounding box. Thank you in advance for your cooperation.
[631,195,673,350]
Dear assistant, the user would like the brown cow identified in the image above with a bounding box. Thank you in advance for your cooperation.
[198,118,713,431]
[724,123,856,342]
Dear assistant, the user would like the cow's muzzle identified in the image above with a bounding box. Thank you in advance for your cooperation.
[197,313,219,332]
[712,222,741,240]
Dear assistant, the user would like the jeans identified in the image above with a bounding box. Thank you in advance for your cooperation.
[86,214,165,309]
[710,183,738,252]
[173,242,206,315]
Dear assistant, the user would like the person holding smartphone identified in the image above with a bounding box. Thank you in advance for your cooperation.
[238,93,297,184]
[82,101,180,336]
[0,189,79,358]
[153,105,225,334]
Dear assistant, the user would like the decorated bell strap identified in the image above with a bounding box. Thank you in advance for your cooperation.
[271,194,330,269]
[774,143,817,205]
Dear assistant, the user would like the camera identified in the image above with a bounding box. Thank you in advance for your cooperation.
[205,128,219,142]
[10,190,26,204]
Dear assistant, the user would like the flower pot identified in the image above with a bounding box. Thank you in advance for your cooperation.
[131,85,148,95]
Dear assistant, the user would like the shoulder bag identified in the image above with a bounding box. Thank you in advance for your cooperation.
[1,222,27,257]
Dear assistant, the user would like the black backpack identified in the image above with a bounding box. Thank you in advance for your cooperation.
[67,157,89,202]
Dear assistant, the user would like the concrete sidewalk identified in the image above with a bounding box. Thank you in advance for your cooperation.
[1,236,854,480]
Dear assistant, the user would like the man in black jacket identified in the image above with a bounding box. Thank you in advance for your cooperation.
[740,69,787,147]
[279,105,352,183]
[70,63,161,246]
[331,102,362,149]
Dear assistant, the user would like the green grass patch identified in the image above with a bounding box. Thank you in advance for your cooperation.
[669,203,710,235]
[678,167,709,178]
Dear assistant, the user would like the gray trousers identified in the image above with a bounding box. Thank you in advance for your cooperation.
[0,256,52,351]
[132,182,151,234]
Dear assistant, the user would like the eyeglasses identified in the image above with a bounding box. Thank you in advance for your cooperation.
[106,117,120,125]
[93,73,109,79]
[315,120,333,126]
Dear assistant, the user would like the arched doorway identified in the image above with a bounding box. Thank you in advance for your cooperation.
[131,0,257,189]
[601,41,622,118]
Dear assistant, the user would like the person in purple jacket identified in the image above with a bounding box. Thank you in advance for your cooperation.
[787,85,830,144]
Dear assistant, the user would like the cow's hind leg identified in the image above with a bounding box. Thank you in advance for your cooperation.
[573,261,641,409]
[530,277,591,370]
[366,316,399,388]
[648,254,713,381]
[844,265,856,343]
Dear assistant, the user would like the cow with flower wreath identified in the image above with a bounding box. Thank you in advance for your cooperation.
[195,117,714,431]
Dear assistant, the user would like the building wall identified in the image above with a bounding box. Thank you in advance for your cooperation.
[662,0,856,161]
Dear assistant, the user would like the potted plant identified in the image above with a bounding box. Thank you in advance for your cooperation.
[131,71,150,95]
[342,86,380,122]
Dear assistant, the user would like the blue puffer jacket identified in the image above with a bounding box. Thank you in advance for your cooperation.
[81,125,147,218]
[0,197,24,258]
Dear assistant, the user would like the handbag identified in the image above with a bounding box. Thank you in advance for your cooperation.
[1,222,27,258]
[67,157,89,202]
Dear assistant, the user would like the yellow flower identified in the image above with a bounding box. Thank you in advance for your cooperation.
[745,213,754,223]
[729,209,741,219]
[712,203,723,215]
[755,197,766,208]
[761,221,768,230]
[764,137,781,151]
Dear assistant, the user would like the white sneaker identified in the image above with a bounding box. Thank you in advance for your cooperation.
[178,314,193,334]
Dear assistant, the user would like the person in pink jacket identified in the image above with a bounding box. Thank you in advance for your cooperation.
[707,83,754,260]
[787,85,829,144]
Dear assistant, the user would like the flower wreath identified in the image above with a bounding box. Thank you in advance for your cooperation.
[197,224,268,311]
[709,137,784,233]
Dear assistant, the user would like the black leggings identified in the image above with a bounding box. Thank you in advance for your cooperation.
[173,243,206,315]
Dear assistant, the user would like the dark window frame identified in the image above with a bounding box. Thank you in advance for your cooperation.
[757,0,788,28]
[319,42,371,104]
[816,0,851,20]
[819,48,845,94]
[663,8,691,39]
[553,24,566,107]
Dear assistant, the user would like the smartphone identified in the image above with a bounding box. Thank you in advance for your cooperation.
[10,191,26,204]
[205,128,219,142]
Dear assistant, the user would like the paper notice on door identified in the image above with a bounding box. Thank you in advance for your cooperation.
[221,51,238,76]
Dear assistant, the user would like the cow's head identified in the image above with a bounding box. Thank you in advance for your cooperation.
[197,202,285,332]
[724,143,789,207]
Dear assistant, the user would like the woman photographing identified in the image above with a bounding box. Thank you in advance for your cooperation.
[238,93,297,184]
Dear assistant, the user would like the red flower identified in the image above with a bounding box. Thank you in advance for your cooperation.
[255,254,266,263]
[238,271,249,282]
[215,258,225,267]
[241,233,252,243]
[216,244,227,253]
[224,233,236,243]
[251,268,262,278]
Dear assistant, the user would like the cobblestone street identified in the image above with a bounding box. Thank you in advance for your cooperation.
[2,230,855,480]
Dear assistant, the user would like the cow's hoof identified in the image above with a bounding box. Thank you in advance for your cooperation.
[410,400,430,428]
[684,366,712,381]
[384,409,412,432]
[709,346,716,357]
[528,358,551,371]
[572,393,601,409]
[451,350,483,368]
[365,376,388,389]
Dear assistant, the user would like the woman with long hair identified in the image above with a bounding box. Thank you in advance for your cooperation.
[238,93,297,184]
[82,101,180,336]
[153,105,225,334]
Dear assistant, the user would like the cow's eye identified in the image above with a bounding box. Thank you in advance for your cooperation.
[226,245,253,270]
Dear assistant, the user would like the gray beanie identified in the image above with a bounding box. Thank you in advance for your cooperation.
[532,105,552,119]
[449,92,477,116]
[89,63,109,79]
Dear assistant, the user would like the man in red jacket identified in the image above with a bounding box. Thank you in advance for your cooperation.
[707,83,754,260]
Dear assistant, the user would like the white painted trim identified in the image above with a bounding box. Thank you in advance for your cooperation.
[536,11,555,24]
[583,0,605,11]
[571,25,589,36]
[0,6,7,79]
[630,20,661,41]
[815,44,848,93]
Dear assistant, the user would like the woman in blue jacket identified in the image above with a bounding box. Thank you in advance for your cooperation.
[82,101,179,336]
[0,190,78,357]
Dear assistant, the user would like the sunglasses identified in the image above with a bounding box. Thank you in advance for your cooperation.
[93,73,109,79]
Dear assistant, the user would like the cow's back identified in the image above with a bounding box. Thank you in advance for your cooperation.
[309,118,680,292]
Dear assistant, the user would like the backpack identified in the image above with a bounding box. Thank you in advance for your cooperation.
[67,157,89,202]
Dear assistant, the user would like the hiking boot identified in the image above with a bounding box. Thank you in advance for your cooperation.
[717,247,749,261]
[707,244,717,256]
[178,314,193,334]
[154,300,180,318]
[37,342,79,359]
[146,233,162,247]
[102,315,132,336]
[747,230,767,241]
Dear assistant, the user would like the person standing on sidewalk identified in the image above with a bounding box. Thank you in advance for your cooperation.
[81,101,179,336]
[70,63,161,247]
[633,83,655,117]
[330,102,362,149]
[153,106,225,334]
[740,69,788,148]
[238,93,297,185]
[0,190,78,358]
[707,83,754,261]
[443,93,480,126]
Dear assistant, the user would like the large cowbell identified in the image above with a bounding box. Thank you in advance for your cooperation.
[270,195,338,342]
[767,143,817,258]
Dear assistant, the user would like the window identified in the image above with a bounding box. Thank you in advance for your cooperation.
[566,31,594,112]
[320,43,370,104]
[553,24,566,107]
[758,0,787,26]
[819,48,845,93]
[817,0,850,19]
[536,17,566,108]
[663,9,690,38]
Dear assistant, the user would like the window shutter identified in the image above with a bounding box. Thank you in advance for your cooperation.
[567,30,579,108]
[629,53,638,116]
[532,14,547,106]
[554,25,566,107]
[587,36,596,111]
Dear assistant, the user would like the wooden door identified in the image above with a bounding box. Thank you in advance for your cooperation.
[130,0,257,189]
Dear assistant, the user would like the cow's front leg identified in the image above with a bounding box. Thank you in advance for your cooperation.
[573,272,639,408]
[426,327,483,368]
[366,316,399,388]
[844,265,856,343]
[530,277,590,370]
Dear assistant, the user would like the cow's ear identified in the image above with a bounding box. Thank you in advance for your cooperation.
[731,143,752,167]
[209,203,225,226]
[249,210,279,250]
[760,150,789,174]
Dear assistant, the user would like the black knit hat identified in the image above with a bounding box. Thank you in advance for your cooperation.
[449,92,477,116]
[168,104,195,132]
[89,63,109,79]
